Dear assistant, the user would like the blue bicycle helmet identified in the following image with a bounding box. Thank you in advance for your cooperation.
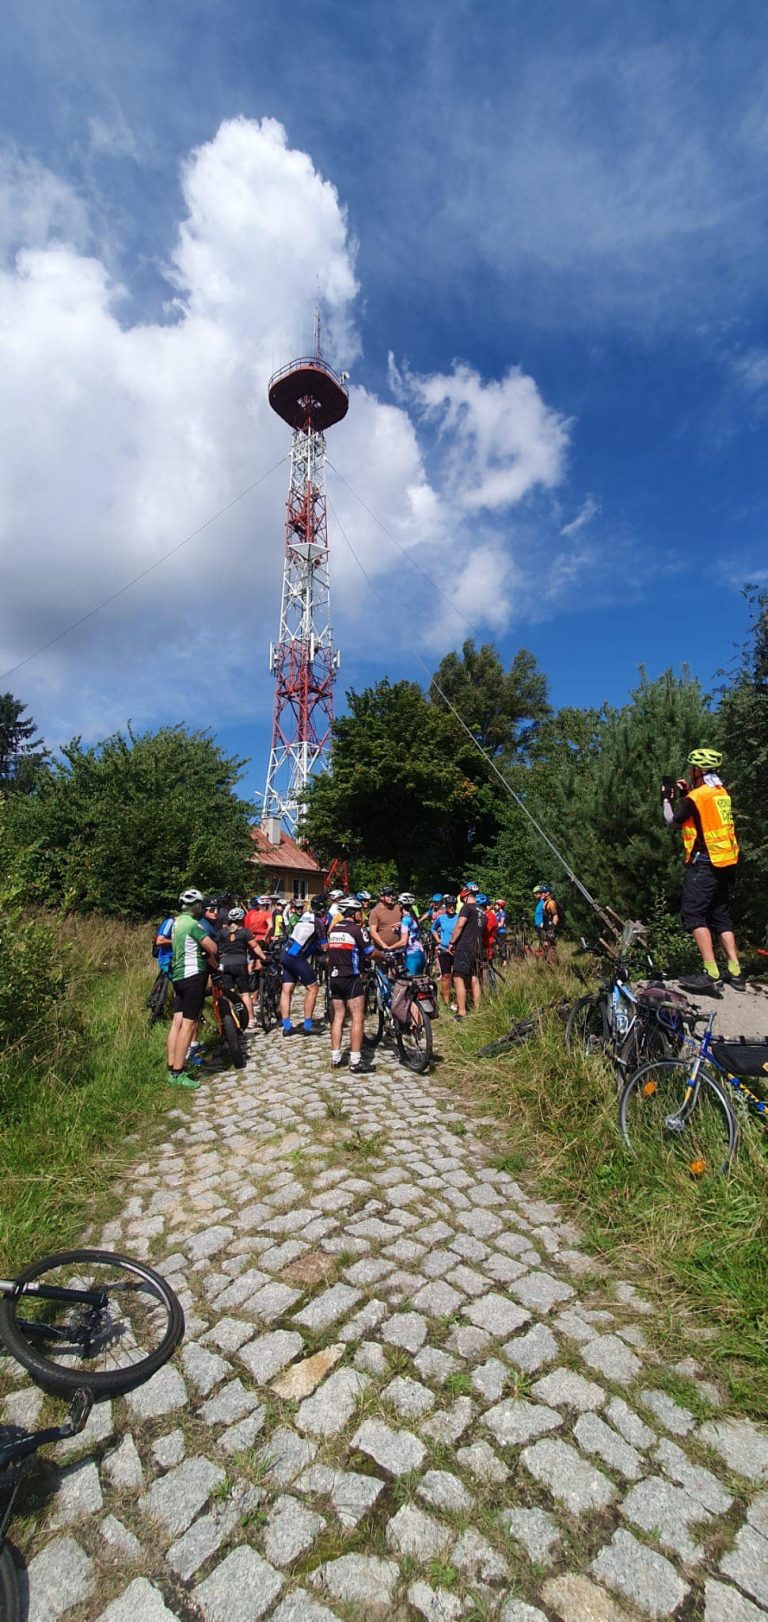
[431,892,443,903]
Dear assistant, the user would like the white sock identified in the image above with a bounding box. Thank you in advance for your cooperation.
[350,1051,361,1066]
[332,1048,342,1062]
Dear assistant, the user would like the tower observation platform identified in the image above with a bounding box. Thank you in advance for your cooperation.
[268,356,349,432]
[262,339,348,835]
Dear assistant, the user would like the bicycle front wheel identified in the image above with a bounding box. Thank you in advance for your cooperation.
[619,1059,738,1176]
[261,977,278,1034]
[565,994,610,1058]
[147,972,170,1027]
[396,1005,433,1073]
[0,1250,184,1398]
[363,977,384,1045]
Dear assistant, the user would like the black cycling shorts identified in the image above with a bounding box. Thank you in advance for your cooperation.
[220,965,250,993]
[330,974,364,1003]
[438,949,454,977]
[681,860,737,934]
[171,970,208,1020]
[280,953,318,986]
[452,951,479,980]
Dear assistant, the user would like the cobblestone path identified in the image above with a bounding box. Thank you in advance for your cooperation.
[6,1032,768,1621]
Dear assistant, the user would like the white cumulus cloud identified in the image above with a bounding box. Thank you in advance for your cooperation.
[0,115,576,751]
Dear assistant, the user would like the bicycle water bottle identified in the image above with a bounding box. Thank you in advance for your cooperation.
[613,984,629,1038]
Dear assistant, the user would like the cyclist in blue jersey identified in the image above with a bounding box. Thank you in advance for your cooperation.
[396,892,426,974]
[153,913,174,973]
[432,894,458,1007]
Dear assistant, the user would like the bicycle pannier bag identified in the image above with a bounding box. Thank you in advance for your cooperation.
[390,977,413,1025]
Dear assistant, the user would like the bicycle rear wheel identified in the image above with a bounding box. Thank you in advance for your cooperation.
[619,1059,738,1176]
[565,994,610,1058]
[0,1250,184,1398]
[222,1011,246,1068]
[396,1005,433,1073]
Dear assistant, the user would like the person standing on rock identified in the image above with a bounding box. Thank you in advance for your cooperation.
[662,747,745,993]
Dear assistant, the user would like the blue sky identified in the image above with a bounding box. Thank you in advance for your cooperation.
[1,0,767,803]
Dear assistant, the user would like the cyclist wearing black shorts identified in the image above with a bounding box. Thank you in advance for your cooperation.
[218,907,266,1031]
[431,894,458,1008]
[166,889,218,1089]
[328,896,376,1073]
[279,896,326,1036]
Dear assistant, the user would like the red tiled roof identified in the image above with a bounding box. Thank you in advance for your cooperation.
[250,826,322,873]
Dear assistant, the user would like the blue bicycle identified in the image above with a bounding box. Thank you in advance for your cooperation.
[619,1009,768,1175]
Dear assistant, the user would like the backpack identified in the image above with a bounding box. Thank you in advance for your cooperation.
[548,897,565,930]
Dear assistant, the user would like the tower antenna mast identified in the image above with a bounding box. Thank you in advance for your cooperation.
[263,320,349,832]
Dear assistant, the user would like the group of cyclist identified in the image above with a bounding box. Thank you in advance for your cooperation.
[153,877,554,1087]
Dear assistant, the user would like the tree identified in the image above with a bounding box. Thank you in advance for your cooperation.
[718,588,768,942]
[301,679,479,889]
[1,724,254,918]
[0,693,49,794]
[561,669,714,923]
[430,640,550,760]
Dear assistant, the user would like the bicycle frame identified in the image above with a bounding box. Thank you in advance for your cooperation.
[669,1014,768,1125]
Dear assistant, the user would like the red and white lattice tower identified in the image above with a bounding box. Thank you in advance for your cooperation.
[263,321,348,832]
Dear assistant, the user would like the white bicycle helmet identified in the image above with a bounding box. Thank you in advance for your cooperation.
[228,906,245,922]
[398,892,416,906]
[338,895,362,913]
[179,888,204,906]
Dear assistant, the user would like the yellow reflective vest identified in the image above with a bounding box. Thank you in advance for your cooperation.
[681,784,739,869]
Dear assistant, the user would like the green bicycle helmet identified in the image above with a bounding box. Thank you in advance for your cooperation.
[687,748,723,771]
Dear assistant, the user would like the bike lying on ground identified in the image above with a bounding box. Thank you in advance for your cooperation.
[364,954,437,1073]
[0,1249,184,1618]
[619,1010,768,1176]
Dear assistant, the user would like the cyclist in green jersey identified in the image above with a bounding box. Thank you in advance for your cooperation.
[166,888,218,1089]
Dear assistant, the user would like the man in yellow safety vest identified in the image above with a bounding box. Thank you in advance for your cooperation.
[662,747,744,993]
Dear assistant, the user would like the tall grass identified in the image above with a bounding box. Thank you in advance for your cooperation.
[0,917,170,1273]
[444,955,768,1416]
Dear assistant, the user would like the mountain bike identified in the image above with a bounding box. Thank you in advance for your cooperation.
[363,955,436,1073]
[259,944,284,1034]
[209,972,248,1068]
[0,1249,184,1618]
[619,1010,768,1176]
[146,967,171,1027]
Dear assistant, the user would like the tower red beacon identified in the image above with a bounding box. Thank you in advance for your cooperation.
[263,315,349,833]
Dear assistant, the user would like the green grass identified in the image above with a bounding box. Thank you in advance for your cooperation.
[0,917,172,1272]
[443,953,768,1417]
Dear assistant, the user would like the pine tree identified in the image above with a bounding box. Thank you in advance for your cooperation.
[0,693,49,794]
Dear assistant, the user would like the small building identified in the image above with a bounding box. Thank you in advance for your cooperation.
[251,818,323,901]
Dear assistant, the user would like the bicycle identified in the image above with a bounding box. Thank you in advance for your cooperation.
[565,930,687,1082]
[363,955,436,1073]
[0,1250,184,1616]
[146,967,171,1027]
[619,1011,768,1175]
[209,972,249,1069]
[259,943,284,1034]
